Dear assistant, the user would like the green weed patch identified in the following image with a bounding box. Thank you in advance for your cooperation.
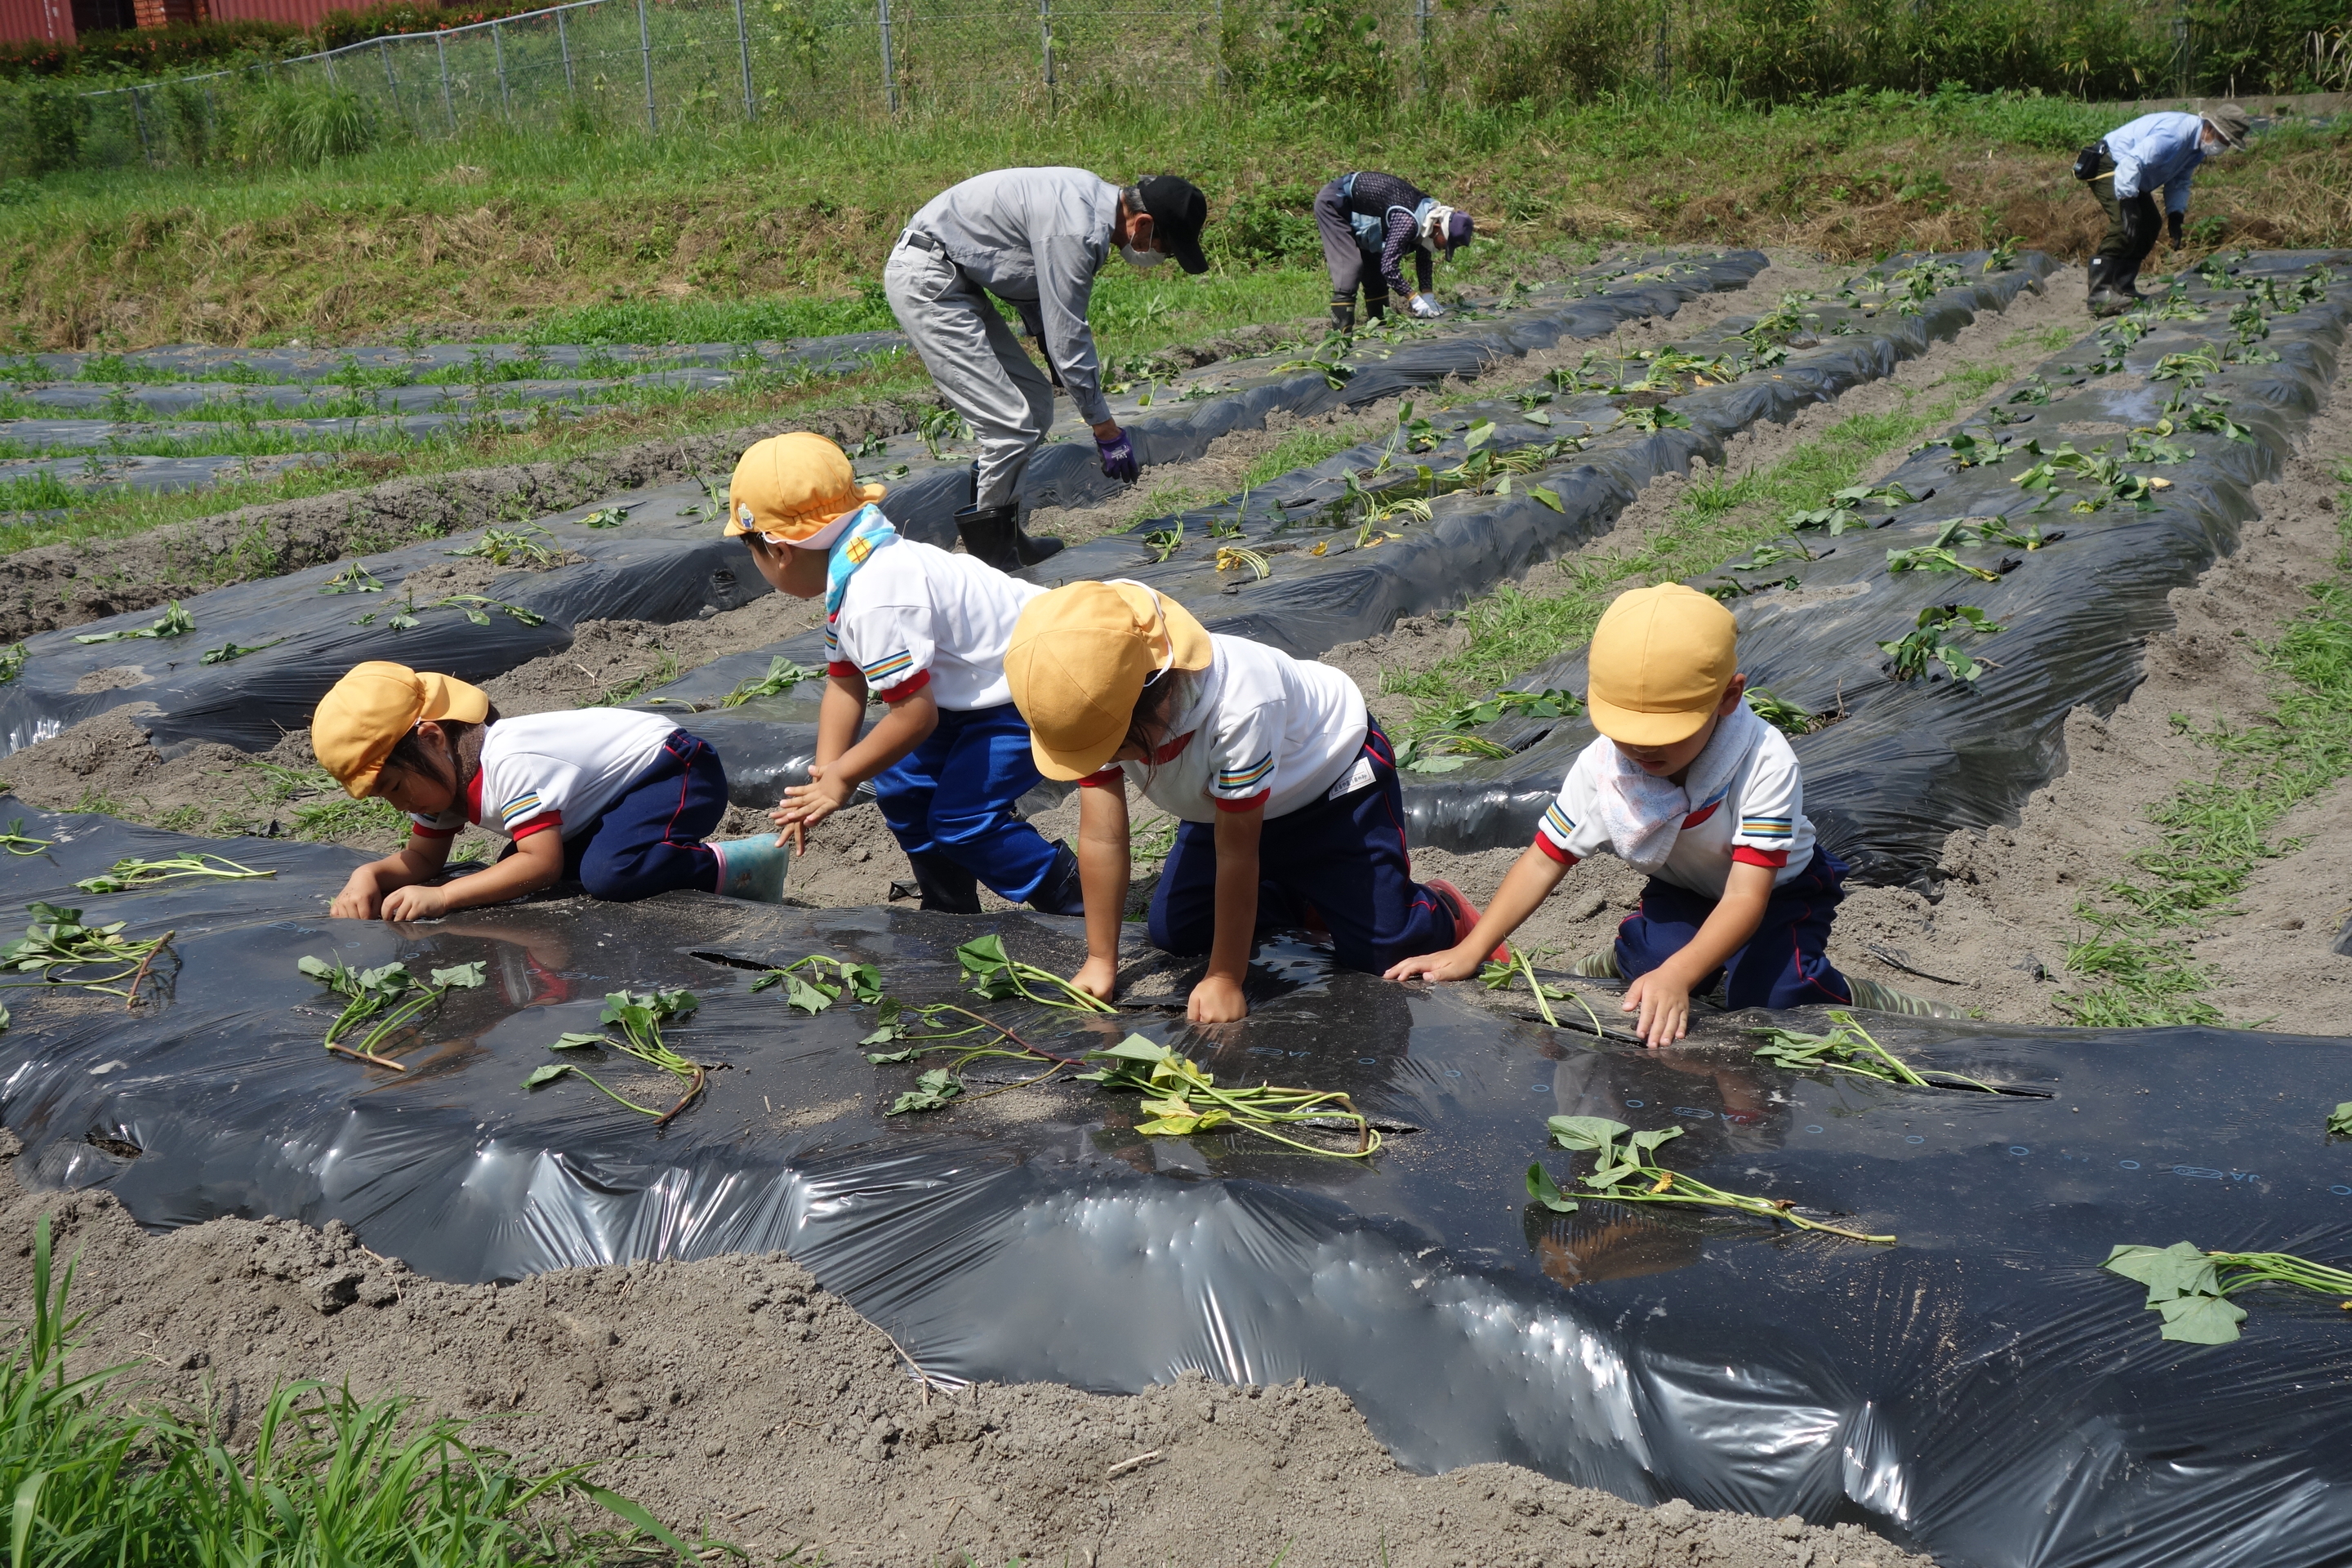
[2060,466,2352,1027]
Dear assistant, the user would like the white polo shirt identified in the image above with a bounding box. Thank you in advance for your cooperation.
[409,710,675,844]
[1079,634,1368,822]
[826,539,1043,710]
[1535,724,1817,898]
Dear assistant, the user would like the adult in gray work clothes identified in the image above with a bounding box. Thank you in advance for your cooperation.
[884,167,1209,569]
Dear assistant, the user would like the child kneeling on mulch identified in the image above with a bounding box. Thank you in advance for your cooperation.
[317,661,787,920]
[1385,582,1927,1047]
[1004,580,1486,1024]
[732,432,1085,917]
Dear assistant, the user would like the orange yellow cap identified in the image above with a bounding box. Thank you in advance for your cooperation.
[312,661,490,798]
[1005,581,1214,781]
[1585,583,1737,748]
[726,432,888,550]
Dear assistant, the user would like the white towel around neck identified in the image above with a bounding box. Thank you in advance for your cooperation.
[1589,700,1766,872]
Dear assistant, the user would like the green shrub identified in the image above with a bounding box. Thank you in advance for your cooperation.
[230,80,383,167]
[0,20,301,81]
[18,78,87,174]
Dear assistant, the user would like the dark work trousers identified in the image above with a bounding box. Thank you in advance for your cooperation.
[505,728,728,901]
[2090,155,2162,294]
[875,702,1062,904]
[1313,178,1389,316]
[1613,849,1855,1010]
[1147,719,1457,973]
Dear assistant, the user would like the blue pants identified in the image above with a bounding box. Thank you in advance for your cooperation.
[1614,849,1855,1009]
[875,702,1060,903]
[1148,720,1457,973]
[555,729,727,901]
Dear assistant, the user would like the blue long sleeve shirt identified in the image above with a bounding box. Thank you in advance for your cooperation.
[2105,112,2207,215]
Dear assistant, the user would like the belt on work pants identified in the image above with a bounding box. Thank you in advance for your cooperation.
[900,229,947,256]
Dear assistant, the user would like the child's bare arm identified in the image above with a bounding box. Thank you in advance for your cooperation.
[330,832,454,920]
[1621,858,1775,1048]
[777,684,939,840]
[381,831,564,922]
[1385,843,1569,982]
[1190,805,1264,1024]
[1070,783,1130,1001]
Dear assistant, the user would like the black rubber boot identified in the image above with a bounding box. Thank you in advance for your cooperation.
[904,850,982,915]
[1027,841,1086,916]
[2086,256,2112,310]
[956,501,1064,570]
[1363,295,1389,323]
[1329,301,1355,335]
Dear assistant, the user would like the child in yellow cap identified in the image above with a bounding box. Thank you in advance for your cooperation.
[313,662,787,920]
[728,432,1085,915]
[1004,581,1485,1024]
[1387,582,1903,1047]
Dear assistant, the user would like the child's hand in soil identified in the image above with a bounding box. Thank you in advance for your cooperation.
[1621,970,1691,1049]
[773,765,853,846]
[1187,972,1248,1024]
[379,884,452,923]
[1071,955,1119,1003]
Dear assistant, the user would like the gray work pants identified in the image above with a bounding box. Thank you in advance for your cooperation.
[884,240,1055,511]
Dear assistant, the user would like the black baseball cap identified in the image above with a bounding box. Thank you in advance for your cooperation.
[1138,174,1210,274]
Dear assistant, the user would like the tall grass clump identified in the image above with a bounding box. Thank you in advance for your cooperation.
[229,81,385,167]
[0,1214,700,1567]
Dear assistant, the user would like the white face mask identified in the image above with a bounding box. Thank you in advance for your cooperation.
[1120,243,1165,270]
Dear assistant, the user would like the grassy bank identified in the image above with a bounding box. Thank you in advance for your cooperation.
[2060,462,2352,1026]
[3,89,2345,351]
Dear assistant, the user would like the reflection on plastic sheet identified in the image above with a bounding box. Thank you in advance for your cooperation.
[0,800,2347,1566]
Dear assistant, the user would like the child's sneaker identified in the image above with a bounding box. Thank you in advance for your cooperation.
[1845,975,1944,1016]
[710,835,790,903]
[1573,948,1622,979]
[1425,880,1509,964]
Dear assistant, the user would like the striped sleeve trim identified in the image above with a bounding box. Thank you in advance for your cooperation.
[1538,800,1576,847]
[1738,815,1796,841]
[859,649,917,685]
[1214,751,1276,794]
[497,793,550,831]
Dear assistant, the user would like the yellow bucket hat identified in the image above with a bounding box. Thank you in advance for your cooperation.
[1585,583,1737,748]
[1005,581,1214,781]
[726,432,888,550]
[312,661,491,798]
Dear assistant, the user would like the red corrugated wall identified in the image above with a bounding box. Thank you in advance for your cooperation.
[202,0,341,24]
[0,0,78,44]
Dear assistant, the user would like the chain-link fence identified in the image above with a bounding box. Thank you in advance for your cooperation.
[65,0,1245,165]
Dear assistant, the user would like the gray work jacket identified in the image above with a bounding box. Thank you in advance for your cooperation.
[904,167,1121,427]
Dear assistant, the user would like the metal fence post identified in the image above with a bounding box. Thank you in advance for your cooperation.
[493,20,510,118]
[127,84,153,165]
[878,0,897,114]
[1214,0,1225,91]
[1414,0,1428,96]
[1653,0,1670,89]
[733,0,757,120]
[558,7,576,96]
[437,29,456,131]
[638,0,659,133]
[1040,0,1054,114]
[2173,0,2193,93]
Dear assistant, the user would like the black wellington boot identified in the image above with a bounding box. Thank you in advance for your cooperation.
[1329,301,1356,335]
[1027,841,1086,916]
[903,850,982,915]
[955,501,1064,571]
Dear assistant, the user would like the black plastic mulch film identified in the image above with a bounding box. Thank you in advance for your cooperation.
[0,489,764,757]
[0,249,1762,764]
[0,806,2345,1568]
[667,249,2053,804]
[1401,248,2352,876]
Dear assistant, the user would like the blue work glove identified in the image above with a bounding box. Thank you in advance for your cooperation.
[1096,429,1138,483]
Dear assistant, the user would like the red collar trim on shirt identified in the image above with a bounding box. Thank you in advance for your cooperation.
[1682,799,1719,830]
[465,767,483,826]
[1153,731,1195,764]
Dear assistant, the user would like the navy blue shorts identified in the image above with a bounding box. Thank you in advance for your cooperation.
[1614,849,1855,1009]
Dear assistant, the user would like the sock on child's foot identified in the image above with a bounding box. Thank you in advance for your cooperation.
[1573,947,1621,979]
[710,835,790,903]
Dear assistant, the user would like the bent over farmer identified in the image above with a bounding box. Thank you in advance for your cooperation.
[884,167,1210,570]
[1314,171,1473,333]
[2078,105,2249,316]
